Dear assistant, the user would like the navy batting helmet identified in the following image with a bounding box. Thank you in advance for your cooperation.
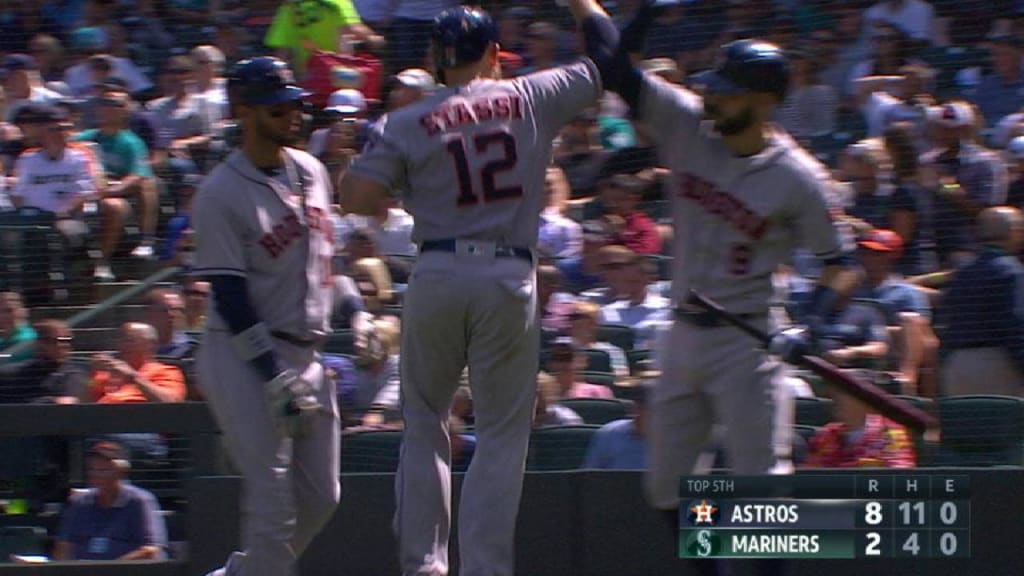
[432,6,499,69]
[691,39,790,100]
[227,56,310,106]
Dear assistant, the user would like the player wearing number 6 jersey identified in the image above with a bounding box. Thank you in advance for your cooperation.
[569,1,858,573]
[340,5,602,576]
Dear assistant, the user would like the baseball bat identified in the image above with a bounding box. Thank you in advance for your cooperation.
[688,290,938,434]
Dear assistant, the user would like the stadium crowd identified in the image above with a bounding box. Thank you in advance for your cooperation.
[0,0,1023,562]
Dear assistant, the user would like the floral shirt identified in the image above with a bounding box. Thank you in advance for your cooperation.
[804,414,916,468]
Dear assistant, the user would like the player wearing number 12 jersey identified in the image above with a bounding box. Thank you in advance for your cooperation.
[340,6,601,576]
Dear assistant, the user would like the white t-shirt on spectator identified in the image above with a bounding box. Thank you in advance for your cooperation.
[5,85,65,122]
[864,0,935,43]
[538,206,583,258]
[334,208,416,256]
[64,57,154,97]
[12,144,98,214]
[598,291,671,350]
[861,91,928,138]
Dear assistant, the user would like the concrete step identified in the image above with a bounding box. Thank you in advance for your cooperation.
[31,304,147,328]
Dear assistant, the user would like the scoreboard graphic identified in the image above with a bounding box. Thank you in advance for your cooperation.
[679,475,971,559]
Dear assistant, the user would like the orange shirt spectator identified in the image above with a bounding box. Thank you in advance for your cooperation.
[87,322,186,404]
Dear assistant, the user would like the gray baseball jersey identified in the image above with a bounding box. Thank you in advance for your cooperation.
[641,77,849,314]
[193,147,335,337]
[350,60,602,248]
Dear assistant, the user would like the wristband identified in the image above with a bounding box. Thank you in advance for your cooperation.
[231,322,275,361]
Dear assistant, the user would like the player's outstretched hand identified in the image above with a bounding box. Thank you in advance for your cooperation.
[768,326,813,365]
[265,369,321,438]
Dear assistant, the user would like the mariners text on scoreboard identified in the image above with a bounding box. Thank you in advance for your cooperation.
[678,474,971,559]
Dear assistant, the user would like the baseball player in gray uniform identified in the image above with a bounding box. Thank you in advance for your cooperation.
[194,57,339,576]
[573,1,856,573]
[339,6,604,576]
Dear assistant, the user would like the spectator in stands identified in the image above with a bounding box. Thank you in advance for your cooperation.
[0,291,36,365]
[538,165,583,259]
[838,139,916,236]
[384,68,436,112]
[966,32,1024,125]
[582,385,648,470]
[940,206,1024,396]
[264,0,384,77]
[351,256,395,315]
[1007,136,1024,209]
[87,322,186,404]
[846,23,922,97]
[190,45,229,129]
[449,415,476,470]
[497,6,532,59]
[598,255,671,350]
[853,63,934,141]
[538,264,574,340]
[388,0,456,72]
[597,172,661,255]
[80,78,159,150]
[73,86,159,280]
[181,277,210,331]
[452,384,473,426]
[520,22,562,75]
[53,440,168,561]
[863,0,935,44]
[533,371,583,427]
[802,386,916,468]
[557,220,609,294]
[63,27,152,97]
[10,105,98,256]
[806,291,891,371]
[546,339,614,399]
[145,289,197,360]
[2,54,62,122]
[921,101,1009,266]
[775,46,839,142]
[853,229,940,395]
[347,317,401,425]
[147,55,211,177]
[158,170,200,267]
[883,121,941,275]
[0,319,85,403]
[581,244,637,305]
[568,301,629,380]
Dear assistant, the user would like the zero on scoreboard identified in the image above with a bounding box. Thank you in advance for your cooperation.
[678,474,971,559]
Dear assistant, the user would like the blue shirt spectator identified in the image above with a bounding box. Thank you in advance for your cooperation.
[962,34,1024,125]
[582,418,647,470]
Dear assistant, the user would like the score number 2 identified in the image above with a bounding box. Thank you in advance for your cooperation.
[446,131,523,206]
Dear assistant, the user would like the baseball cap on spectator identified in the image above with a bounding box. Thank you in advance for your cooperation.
[394,68,436,93]
[12,102,52,124]
[36,104,69,124]
[1007,136,1024,160]
[330,65,363,90]
[69,27,109,52]
[325,88,366,115]
[88,440,131,468]
[3,54,37,74]
[858,229,904,253]
[930,102,974,128]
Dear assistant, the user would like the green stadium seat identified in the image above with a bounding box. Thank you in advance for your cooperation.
[795,396,833,427]
[558,398,633,425]
[626,349,652,375]
[793,425,819,465]
[597,324,635,352]
[526,425,601,471]
[936,395,1024,466]
[341,429,403,473]
[894,395,936,466]
[325,330,355,356]
[0,526,46,562]
[580,371,615,388]
[582,349,612,374]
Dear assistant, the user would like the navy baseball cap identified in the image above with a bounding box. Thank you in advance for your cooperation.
[691,39,790,98]
[228,57,310,106]
[2,54,36,74]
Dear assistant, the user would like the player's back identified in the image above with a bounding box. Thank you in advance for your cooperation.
[354,61,600,249]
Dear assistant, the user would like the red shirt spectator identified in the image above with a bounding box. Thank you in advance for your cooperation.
[601,174,661,255]
[804,414,916,468]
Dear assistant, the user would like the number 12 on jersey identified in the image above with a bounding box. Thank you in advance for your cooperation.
[446,131,523,206]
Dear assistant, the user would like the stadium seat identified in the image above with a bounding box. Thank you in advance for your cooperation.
[526,425,601,471]
[325,330,356,356]
[792,424,819,465]
[626,349,652,375]
[795,396,833,427]
[894,395,936,466]
[0,526,46,563]
[381,304,404,318]
[597,324,635,352]
[559,398,633,425]
[581,371,615,388]
[936,395,1024,466]
[341,429,404,473]
[582,349,613,374]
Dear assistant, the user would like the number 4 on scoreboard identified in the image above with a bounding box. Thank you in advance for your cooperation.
[902,532,921,556]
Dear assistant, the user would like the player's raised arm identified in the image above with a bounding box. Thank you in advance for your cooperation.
[339,115,405,216]
[567,0,643,109]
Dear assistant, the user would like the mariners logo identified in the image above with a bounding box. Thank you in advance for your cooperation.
[686,499,720,526]
[684,529,722,558]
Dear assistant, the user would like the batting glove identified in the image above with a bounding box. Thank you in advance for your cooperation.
[265,369,321,438]
[768,327,813,365]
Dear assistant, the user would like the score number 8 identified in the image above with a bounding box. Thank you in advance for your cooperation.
[864,501,884,525]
